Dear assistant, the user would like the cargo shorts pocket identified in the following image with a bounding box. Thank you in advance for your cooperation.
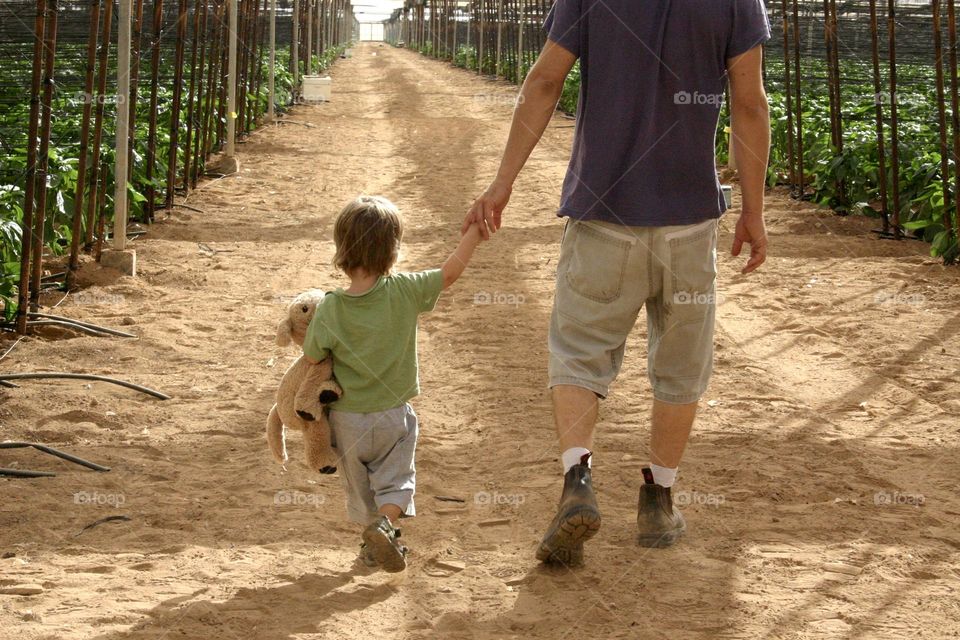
[664,218,719,307]
[562,220,635,304]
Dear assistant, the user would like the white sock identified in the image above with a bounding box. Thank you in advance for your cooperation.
[650,463,678,488]
[561,447,592,474]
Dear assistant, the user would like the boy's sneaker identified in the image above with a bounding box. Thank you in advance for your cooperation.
[361,516,408,573]
[636,467,686,548]
[358,543,378,568]
[536,458,601,566]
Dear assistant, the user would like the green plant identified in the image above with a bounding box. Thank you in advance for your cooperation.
[0,45,326,320]
[453,45,477,70]
[558,61,580,115]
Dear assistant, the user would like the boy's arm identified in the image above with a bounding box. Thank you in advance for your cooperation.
[441,223,483,289]
[301,313,330,365]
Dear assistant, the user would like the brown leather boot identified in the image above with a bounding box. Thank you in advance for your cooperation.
[536,454,601,566]
[637,467,686,548]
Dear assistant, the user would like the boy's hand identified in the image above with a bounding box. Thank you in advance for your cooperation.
[463,179,512,239]
[462,221,486,240]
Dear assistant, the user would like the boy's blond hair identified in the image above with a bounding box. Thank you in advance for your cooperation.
[333,195,404,276]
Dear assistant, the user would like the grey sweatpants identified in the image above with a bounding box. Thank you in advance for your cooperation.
[329,403,418,524]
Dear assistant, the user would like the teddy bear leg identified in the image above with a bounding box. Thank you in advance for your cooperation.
[266,404,288,463]
[303,420,338,474]
[294,360,341,421]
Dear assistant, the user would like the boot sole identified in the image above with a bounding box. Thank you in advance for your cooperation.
[362,527,407,573]
[536,506,601,566]
[637,525,685,548]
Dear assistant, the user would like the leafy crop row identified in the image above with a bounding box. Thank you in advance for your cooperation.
[0,46,344,321]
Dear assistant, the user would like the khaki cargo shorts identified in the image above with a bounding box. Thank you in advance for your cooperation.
[548,217,719,404]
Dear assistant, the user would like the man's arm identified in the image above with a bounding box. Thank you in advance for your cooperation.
[441,223,483,289]
[463,40,578,239]
[727,45,770,274]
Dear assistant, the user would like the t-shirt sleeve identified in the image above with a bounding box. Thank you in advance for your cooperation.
[302,308,331,361]
[398,269,444,313]
[727,0,771,60]
[543,0,582,58]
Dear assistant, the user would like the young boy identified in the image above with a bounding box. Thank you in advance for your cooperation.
[302,194,483,572]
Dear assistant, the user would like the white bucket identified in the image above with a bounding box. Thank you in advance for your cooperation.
[721,184,733,208]
[302,76,332,102]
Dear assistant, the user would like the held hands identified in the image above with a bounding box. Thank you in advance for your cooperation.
[731,211,768,274]
[462,179,512,240]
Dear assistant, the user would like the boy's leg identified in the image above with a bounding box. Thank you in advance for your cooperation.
[361,404,418,573]
[378,503,403,523]
[328,411,379,524]
[366,404,418,516]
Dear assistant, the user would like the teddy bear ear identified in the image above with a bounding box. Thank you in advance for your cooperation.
[276,319,293,347]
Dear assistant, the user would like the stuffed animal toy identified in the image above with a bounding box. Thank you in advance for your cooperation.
[266,289,341,474]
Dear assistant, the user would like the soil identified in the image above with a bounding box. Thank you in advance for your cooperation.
[2,42,959,640]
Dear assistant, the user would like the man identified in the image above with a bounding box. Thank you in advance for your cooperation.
[463,0,772,565]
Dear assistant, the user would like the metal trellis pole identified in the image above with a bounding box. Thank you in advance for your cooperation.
[268,0,276,119]
[226,0,239,158]
[114,0,131,251]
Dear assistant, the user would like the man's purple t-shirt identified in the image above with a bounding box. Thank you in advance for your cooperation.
[544,0,771,227]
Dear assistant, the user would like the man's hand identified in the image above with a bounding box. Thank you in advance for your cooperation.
[463,179,512,239]
[731,212,767,274]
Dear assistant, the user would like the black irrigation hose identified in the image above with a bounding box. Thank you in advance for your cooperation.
[27,313,138,338]
[4,319,115,337]
[0,316,137,338]
[0,442,111,472]
[0,468,57,478]
[0,373,170,400]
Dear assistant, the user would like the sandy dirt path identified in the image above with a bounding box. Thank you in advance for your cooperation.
[2,42,959,639]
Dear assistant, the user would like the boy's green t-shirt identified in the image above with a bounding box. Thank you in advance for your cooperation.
[302,269,444,413]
